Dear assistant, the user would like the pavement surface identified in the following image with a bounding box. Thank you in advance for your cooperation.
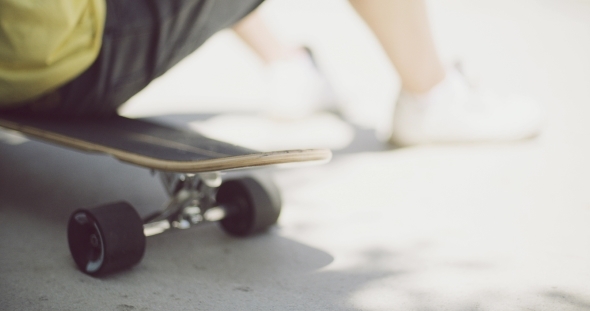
[1,0,590,310]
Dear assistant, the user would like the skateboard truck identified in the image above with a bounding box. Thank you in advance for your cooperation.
[67,171,281,276]
[143,171,229,236]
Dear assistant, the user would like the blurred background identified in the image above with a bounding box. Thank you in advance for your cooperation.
[2,0,590,310]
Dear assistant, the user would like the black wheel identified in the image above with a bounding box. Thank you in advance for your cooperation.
[67,201,146,276]
[216,177,282,236]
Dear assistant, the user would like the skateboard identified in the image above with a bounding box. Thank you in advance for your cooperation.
[0,113,331,276]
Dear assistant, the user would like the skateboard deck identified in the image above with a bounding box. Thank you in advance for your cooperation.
[0,114,332,172]
[0,113,332,276]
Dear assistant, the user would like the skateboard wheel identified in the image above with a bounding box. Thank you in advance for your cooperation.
[67,202,145,276]
[216,177,281,236]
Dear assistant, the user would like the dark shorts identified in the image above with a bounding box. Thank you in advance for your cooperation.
[9,0,263,117]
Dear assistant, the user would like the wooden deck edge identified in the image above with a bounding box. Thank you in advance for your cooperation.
[114,148,332,172]
[0,118,332,173]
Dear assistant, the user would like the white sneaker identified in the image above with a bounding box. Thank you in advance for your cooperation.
[390,70,544,146]
[266,48,337,119]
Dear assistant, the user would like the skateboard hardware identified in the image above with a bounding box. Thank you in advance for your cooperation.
[66,172,281,276]
[143,172,231,236]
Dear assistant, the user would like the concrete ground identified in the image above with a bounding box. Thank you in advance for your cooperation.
[1,0,590,310]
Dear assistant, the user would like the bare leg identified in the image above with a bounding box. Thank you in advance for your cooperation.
[232,11,335,118]
[232,11,303,64]
[349,0,446,93]
[349,0,543,145]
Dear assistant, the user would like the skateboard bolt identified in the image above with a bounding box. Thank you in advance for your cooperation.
[90,234,99,248]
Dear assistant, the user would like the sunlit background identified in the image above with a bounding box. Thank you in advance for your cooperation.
[2,0,590,309]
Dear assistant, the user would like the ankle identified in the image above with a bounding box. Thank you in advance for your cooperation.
[264,46,308,65]
[400,70,446,95]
